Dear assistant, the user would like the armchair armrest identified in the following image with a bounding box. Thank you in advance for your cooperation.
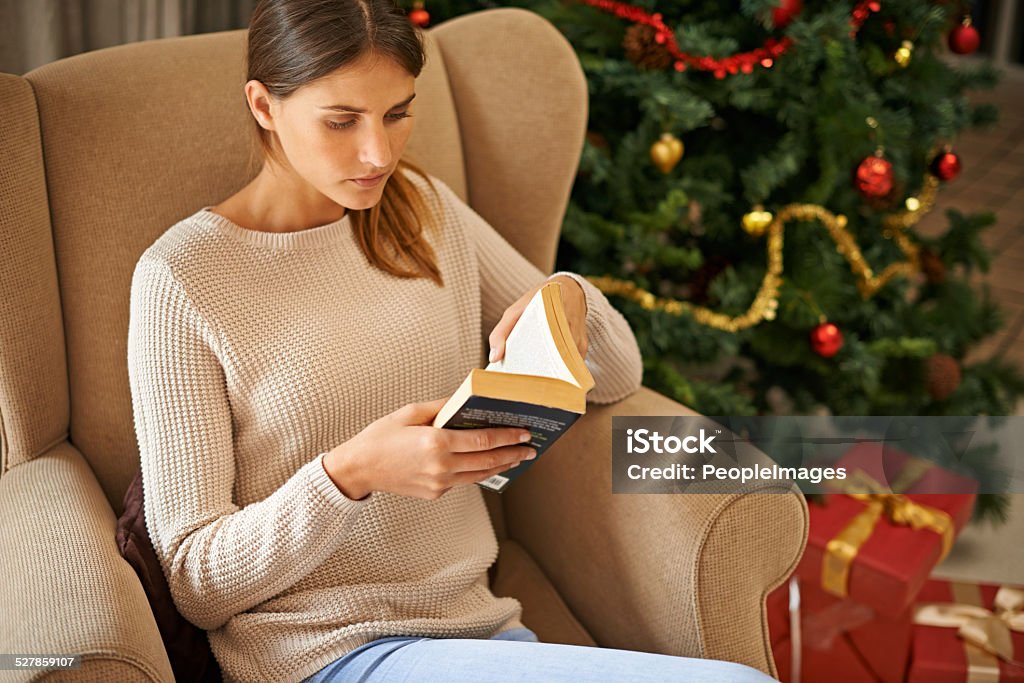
[503,387,808,677]
[0,441,174,682]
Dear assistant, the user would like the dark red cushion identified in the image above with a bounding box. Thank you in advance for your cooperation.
[116,466,222,682]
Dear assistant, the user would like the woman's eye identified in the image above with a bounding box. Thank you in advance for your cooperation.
[327,111,412,130]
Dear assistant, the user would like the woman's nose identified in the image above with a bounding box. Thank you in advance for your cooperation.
[358,122,392,169]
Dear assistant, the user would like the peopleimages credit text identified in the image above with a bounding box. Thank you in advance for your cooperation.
[624,428,847,485]
[612,416,1023,495]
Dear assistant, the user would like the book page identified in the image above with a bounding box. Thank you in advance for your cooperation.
[485,286,580,387]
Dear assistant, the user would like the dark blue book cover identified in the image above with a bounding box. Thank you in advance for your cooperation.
[435,395,583,492]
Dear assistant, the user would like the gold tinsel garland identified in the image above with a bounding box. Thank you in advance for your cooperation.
[584,173,940,332]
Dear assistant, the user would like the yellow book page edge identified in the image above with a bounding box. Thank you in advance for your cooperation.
[433,368,586,429]
[475,368,586,413]
[543,283,595,392]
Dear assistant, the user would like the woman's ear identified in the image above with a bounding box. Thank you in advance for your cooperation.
[245,79,276,132]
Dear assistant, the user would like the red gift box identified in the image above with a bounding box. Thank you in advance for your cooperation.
[907,578,1024,683]
[796,444,977,619]
[768,576,912,682]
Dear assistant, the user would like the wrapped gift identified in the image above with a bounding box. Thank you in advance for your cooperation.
[796,444,977,619]
[768,576,912,683]
[907,578,1024,683]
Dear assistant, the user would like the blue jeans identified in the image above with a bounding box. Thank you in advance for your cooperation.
[302,627,776,682]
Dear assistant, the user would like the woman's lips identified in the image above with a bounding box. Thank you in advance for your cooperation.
[351,173,386,187]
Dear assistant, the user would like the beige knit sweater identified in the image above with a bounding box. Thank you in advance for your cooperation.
[127,169,643,683]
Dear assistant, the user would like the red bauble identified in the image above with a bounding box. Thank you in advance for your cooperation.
[409,7,430,27]
[930,151,962,181]
[772,0,803,29]
[810,323,844,358]
[854,154,894,198]
[948,21,980,55]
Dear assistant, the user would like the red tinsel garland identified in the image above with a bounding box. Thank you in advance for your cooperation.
[577,0,881,78]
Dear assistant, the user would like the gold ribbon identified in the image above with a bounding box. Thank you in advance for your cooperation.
[821,468,955,598]
[586,172,942,333]
[913,582,1024,682]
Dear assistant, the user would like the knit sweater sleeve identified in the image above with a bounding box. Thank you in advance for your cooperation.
[127,256,372,630]
[438,182,643,404]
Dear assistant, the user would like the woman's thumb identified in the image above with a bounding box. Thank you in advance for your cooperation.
[400,397,449,424]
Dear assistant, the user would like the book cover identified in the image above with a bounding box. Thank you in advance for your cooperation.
[432,281,594,492]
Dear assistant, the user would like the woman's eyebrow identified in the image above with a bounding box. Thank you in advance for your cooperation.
[319,93,416,113]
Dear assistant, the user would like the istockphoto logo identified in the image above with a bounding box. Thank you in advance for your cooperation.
[626,428,718,454]
[611,416,1023,495]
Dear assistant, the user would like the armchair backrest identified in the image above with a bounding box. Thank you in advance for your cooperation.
[0,8,587,515]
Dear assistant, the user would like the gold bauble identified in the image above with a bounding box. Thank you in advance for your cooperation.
[894,40,913,68]
[650,132,684,174]
[742,207,774,236]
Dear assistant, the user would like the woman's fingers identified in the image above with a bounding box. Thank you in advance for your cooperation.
[444,427,532,454]
[447,444,537,473]
[396,398,449,426]
[488,305,522,362]
[489,282,550,362]
[450,453,535,486]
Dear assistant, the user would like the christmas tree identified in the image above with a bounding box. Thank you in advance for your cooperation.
[407,1,1023,518]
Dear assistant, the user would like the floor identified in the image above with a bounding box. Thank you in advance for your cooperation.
[918,68,1024,586]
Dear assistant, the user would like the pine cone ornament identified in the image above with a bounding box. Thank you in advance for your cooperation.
[585,130,609,151]
[688,255,730,305]
[925,353,961,401]
[863,180,905,211]
[623,24,673,70]
[918,247,946,285]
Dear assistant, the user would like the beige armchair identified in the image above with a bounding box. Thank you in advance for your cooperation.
[0,8,807,681]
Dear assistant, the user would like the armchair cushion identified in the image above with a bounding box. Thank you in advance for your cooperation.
[116,466,221,682]
[0,442,175,681]
[491,539,597,647]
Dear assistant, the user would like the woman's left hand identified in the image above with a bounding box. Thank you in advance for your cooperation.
[488,276,588,363]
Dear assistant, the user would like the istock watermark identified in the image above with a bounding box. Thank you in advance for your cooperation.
[611,416,1024,495]
[626,428,718,454]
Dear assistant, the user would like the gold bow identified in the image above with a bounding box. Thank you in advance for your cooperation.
[913,582,1024,682]
[822,469,954,598]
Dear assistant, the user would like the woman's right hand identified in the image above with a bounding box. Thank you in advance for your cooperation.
[323,398,537,501]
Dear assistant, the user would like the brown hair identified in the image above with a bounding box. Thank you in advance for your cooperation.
[246,0,443,286]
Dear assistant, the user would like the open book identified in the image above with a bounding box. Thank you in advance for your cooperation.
[432,281,595,492]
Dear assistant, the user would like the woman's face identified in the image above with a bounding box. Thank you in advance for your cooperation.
[250,52,416,211]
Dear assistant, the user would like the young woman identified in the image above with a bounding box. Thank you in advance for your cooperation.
[127,1,774,681]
